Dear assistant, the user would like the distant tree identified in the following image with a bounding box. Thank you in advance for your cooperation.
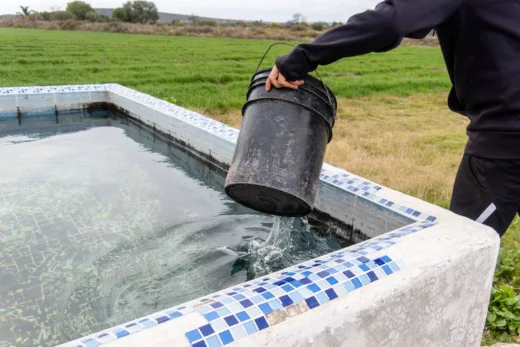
[85,11,98,22]
[112,7,126,21]
[97,14,111,22]
[189,14,198,25]
[40,11,53,21]
[16,6,34,18]
[66,1,94,20]
[122,1,159,24]
[292,13,304,24]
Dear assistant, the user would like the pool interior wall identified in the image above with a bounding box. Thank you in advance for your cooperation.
[0,84,500,347]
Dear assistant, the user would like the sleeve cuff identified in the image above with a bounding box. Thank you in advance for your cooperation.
[275,47,317,81]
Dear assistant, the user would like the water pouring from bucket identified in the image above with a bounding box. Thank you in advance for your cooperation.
[224,43,338,218]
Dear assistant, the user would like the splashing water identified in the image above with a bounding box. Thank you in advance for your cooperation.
[247,216,298,276]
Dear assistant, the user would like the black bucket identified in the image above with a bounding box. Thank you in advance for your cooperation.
[224,43,337,217]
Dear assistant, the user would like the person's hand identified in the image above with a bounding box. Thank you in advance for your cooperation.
[265,65,304,91]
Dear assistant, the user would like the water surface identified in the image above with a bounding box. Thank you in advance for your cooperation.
[0,111,344,346]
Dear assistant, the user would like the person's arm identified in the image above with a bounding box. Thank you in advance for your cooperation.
[271,0,461,83]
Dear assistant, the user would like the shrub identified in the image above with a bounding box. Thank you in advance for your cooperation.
[52,11,76,21]
[290,24,307,32]
[486,250,520,340]
[66,1,94,20]
[59,20,80,30]
[311,22,326,31]
[198,20,217,27]
[85,11,97,22]
[40,12,53,21]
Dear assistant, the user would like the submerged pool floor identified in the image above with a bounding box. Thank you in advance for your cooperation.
[0,111,346,346]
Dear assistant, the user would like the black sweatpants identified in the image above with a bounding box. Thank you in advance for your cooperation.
[450,154,520,237]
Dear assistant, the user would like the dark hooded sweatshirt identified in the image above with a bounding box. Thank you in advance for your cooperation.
[275,0,520,159]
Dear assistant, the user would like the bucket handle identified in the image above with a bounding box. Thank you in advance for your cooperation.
[255,41,336,119]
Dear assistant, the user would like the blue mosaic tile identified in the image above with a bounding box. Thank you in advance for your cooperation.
[343,281,355,293]
[367,271,379,282]
[211,302,224,309]
[326,276,339,286]
[199,324,215,337]
[306,296,320,309]
[261,291,275,300]
[205,311,219,321]
[193,341,207,347]
[167,311,182,319]
[325,288,338,301]
[114,330,129,339]
[155,316,169,324]
[279,295,294,307]
[219,330,234,345]
[82,339,100,347]
[382,265,393,275]
[300,277,312,285]
[244,321,258,335]
[255,317,269,331]
[343,270,355,278]
[186,329,203,343]
[216,307,231,317]
[224,315,239,327]
[236,311,250,322]
[390,262,401,272]
[307,283,321,293]
[206,335,222,347]
[352,278,362,289]
[359,274,370,286]
[259,303,272,315]
[268,299,283,311]
[288,291,304,303]
[316,292,329,305]
[240,299,253,308]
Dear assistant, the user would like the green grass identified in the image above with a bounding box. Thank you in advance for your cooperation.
[0,28,450,110]
[1,27,518,345]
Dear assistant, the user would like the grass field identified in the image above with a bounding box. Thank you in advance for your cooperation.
[0,28,518,344]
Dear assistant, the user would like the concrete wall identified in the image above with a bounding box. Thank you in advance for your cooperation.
[0,84,500,347]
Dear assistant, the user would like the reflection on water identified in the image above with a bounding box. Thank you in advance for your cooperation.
[0,111,343,346]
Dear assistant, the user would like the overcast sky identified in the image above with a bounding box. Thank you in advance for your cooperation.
[1,0,381,22]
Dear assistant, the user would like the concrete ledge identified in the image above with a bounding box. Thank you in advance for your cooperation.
[0,84,500,347]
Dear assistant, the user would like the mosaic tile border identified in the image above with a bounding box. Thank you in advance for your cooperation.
[61,220,436,347]
[319,164,437,223]
[107,84,239,143]
[0,84,110,95]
